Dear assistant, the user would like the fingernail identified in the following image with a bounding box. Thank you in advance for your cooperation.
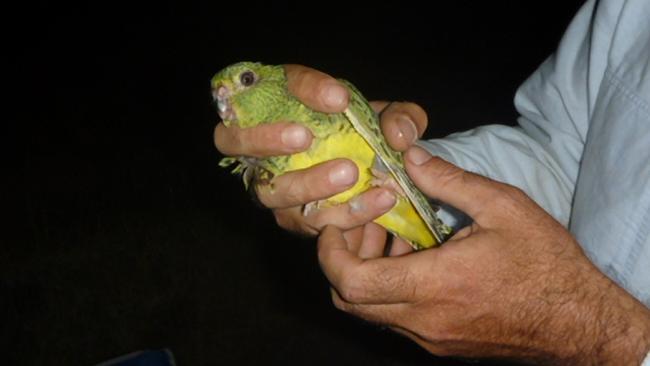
[397,117,418,144]
[321,82,347,109]
[406,146,432,166]
[329,162,356,186]
[376,190,396,210]
[281,125,310,149]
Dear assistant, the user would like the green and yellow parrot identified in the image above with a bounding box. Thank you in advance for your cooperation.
[212,62,452,249]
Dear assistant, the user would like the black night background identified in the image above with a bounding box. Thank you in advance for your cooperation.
[4,1,584,364]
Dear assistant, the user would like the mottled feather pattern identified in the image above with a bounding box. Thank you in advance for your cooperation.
[213,62,453,248]
[339,80,453,244]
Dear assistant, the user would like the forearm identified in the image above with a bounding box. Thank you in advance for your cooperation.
[543,258,650,365]
[588,278,650,365]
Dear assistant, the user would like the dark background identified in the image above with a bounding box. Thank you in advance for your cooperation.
[4,1,584,364]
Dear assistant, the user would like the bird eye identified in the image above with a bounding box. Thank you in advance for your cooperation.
[240,71,256,86]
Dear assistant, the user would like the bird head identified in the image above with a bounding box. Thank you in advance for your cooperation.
[210,62,287,128]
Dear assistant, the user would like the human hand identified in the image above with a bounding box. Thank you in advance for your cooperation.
[214,64,429,236]
[317,146,650,365]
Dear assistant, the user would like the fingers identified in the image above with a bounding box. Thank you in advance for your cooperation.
[256,159,358,209]
[307,189,396,229]
[404,146,509,220]
[388,237,414,256]
[272,206,318,236]
[214,122,312,157]
[215,64,348,158]
[447,224,477,242]
[329,287,410,327]
[357,223,388,259]
[318,226,422,304]
[272,188,396,236]
[378,102,428,151]
[343,226,365,253]
[285,64,349,113]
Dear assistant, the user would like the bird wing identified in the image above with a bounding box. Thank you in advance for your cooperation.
[339,79,452,246]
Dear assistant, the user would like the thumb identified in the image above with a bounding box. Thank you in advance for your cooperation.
[404,146,504,221]
[285,64,349,113]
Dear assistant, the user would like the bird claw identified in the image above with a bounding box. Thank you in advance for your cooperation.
[302,201,322,216]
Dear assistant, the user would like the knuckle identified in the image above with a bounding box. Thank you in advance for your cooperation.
[281,176,307,205]
[317,234,336,263]
[284,190,303,207]
[273,210,293,230]
[308,209,335,231]
[419,324,456,354]
[506,185,529,202]
[490,184,525,210]
[276,208,318,236]
[434,161,466,188]
[299,222,319,236]
[338,273,366,303]
[331,293,349,311]
[457,169,476,187]
[254,184,273,208]
[287,64,311,84]
[316,243,329,266]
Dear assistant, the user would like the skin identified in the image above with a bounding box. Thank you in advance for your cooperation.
[213,65,650,364]
[214,65,424,252]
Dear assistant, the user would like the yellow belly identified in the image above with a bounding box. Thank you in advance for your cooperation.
[285,132,374,203]
[281,131,435,248]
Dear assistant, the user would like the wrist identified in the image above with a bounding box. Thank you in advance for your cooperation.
[568,265,650,365]
[526,254,650,365]
[590,280,650,366]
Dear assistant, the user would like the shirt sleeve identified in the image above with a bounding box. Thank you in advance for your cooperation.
[421,0,600,226]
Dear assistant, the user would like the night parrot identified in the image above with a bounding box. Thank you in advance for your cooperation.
[212,62,453,249]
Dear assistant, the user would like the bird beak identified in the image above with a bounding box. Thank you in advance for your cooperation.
[212,85,237,124]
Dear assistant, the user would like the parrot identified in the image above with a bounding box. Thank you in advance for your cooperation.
[211,61,453,249]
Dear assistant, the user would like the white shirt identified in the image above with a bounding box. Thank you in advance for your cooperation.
[422,0,650,307]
